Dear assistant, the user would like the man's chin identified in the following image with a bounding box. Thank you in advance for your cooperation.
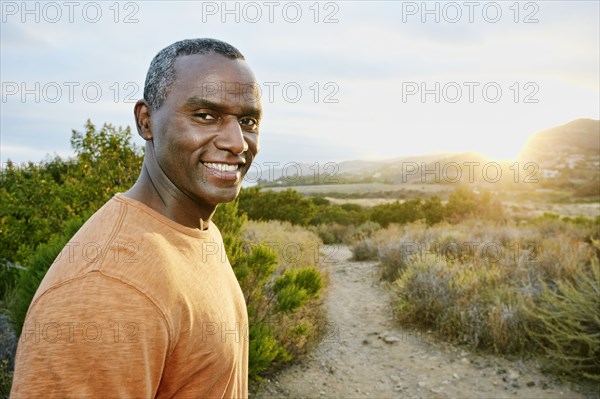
[201,186,242,206]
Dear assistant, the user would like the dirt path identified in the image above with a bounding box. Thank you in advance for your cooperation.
[255,246,593,399]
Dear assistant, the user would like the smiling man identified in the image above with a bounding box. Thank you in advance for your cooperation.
[11,39,261,398]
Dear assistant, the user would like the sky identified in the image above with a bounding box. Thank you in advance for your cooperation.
[1,1,599,170]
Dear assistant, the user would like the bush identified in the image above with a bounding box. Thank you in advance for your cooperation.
[0,314,16,398]
[309,202,368,226]
[378,244,414,282]
[0,359,12,399]
[9,216,87,335]
[238,187,317,226]
[394,258,533,353]
[310,223,346,245]
[370,198,423,228]
[422,196,446,226]
[273,268,322,313]
[366,188,503,228]
[311,220,381,245]
[394,260,455,331]
[351,239,378,261]
[445,186,504,222]
[526,240,600,381]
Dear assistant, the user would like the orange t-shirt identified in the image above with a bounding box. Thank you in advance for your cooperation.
[10,193,249,399]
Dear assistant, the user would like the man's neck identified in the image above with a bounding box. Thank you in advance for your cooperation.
[125,164,216,230]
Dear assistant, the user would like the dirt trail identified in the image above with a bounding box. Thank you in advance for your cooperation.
[255,246,592,399]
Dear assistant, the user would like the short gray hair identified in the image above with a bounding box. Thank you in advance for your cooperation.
[143,38,245,111]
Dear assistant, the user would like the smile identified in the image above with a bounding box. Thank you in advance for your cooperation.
[202,162,240,172]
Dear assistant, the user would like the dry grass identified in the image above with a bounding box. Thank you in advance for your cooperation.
[242,220,323,271]
[268,183,451,195]
[505,201,600,220]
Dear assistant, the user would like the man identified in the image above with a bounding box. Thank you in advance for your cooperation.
[10,38,261,398]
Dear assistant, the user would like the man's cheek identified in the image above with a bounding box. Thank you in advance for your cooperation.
[248,137,259,155]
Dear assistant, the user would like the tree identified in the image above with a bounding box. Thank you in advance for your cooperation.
[238,188,317,226]
[422,196,445,226]
[369,198,424,227]
[445,186,504,222]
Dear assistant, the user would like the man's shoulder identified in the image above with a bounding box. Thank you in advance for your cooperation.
[36,194,230,314]
[35,195,168,300]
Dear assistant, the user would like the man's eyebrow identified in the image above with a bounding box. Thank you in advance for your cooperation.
[184,97,262,118]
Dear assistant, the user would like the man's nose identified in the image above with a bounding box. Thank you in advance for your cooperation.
[214,117,248,155]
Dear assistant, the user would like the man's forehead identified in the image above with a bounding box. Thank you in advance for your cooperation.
[185,95,262,117]
[173,53,255,83]
[169,53,261,110]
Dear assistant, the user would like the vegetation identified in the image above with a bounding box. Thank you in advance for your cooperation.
[352,216,600,381]
[239,185,504,245]
[238,187,317,226]
[526,244,600,381]
[9,216,88,335]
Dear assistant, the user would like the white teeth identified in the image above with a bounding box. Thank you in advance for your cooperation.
[203,162,239,172]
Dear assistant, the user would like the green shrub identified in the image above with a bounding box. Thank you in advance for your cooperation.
[370,198,423,227]
[0,359,12,399]
[247,322,289,377]
[310,223,344,245]
[422,196,446,226]
[526,241,600,381]
[9,215,87,335]
[273,268,322,313]
[238,187,317,226]
[445,186,504,222]
[0,314,16,398]
[309,202,368,226]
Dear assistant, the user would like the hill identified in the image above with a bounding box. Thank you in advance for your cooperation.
[518,119,599,192]
[521,118,600,158]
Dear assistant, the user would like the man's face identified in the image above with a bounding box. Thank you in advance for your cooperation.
[149,54,262,207]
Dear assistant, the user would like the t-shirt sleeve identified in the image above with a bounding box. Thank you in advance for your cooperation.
[10,271,171,399]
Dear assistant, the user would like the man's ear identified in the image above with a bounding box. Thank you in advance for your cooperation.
[134,99,153,141]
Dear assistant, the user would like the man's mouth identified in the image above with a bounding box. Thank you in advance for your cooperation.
[202,162,241,172]
[201,162,244,182]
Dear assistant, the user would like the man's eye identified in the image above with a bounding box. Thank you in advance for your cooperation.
[240,117,258,128]
[194,113,216,120]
